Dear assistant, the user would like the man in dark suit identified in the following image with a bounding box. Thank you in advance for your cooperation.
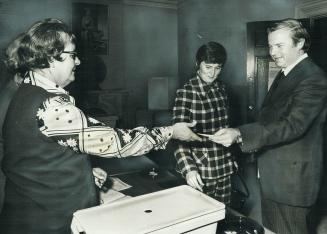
[208,19,327,234]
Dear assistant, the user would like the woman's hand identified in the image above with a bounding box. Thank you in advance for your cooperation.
[92,167,107,188]
[186,171,204,192]
[172,121,202,142]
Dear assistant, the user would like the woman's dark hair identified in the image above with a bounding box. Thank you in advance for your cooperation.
[267,18,311,52]
[4,18,75,76]
[196,41,227,68]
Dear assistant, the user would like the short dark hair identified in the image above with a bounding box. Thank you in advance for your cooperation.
[267,18,311,52]
[196,41,227,67]
[4,18,75,76]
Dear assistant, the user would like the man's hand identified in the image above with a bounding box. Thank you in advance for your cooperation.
[208,128,241,147]
[172,122,202,141]
[186,171,204,192]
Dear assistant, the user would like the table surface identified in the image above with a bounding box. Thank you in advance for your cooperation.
[111,168,185,196]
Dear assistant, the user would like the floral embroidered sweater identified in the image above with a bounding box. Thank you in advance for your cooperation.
[26,72,173,157]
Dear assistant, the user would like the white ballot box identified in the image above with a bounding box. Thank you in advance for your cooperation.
[71,185,225,234]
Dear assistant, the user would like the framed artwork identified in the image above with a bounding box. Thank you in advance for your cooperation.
[72,3,109,55]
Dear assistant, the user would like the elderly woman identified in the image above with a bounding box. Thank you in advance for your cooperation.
[0,18,200,234]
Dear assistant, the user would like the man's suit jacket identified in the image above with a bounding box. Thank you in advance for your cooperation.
[239,57,327,206]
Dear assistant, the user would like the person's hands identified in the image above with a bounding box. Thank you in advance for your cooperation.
[92,167,108,188]
[208,128,241,147]
[186,171,204,192]
[172,122,202,141]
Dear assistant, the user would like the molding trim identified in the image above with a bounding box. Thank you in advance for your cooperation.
[71,0,178,9]
[123,0,177,9]
[295,0,327,18]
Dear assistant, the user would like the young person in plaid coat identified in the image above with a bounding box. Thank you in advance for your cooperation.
[172,41,234,204]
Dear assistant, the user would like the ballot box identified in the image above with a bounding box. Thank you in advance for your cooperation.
[71,185,225,234]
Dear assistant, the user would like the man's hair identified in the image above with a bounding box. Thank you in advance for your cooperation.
[196,41,227,67]
[4,18,75,76]
[267,18,311,52]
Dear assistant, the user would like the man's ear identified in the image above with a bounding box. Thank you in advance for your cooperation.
[297,38,305,50]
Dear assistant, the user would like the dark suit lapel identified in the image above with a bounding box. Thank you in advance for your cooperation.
[262,57,311,107]
[262,70,284,107]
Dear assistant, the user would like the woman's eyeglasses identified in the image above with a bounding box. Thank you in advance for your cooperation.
[62,51,78,60]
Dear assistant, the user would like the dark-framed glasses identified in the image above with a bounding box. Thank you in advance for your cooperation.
[62,51,78,60]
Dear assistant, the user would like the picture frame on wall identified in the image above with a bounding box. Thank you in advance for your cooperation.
[72,2,109,56]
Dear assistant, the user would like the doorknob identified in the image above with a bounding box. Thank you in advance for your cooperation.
[247,76,253,81]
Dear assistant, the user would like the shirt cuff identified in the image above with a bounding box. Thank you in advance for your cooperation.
[236,133,243,144]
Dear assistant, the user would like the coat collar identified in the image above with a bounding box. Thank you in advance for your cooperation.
[190,75,220,96]
[283,53,308,76]
[23,71,75,103]
[262,57,313,107]
[284,56,311,80]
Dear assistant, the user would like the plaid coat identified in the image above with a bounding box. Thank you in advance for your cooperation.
[173,76,233,179]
